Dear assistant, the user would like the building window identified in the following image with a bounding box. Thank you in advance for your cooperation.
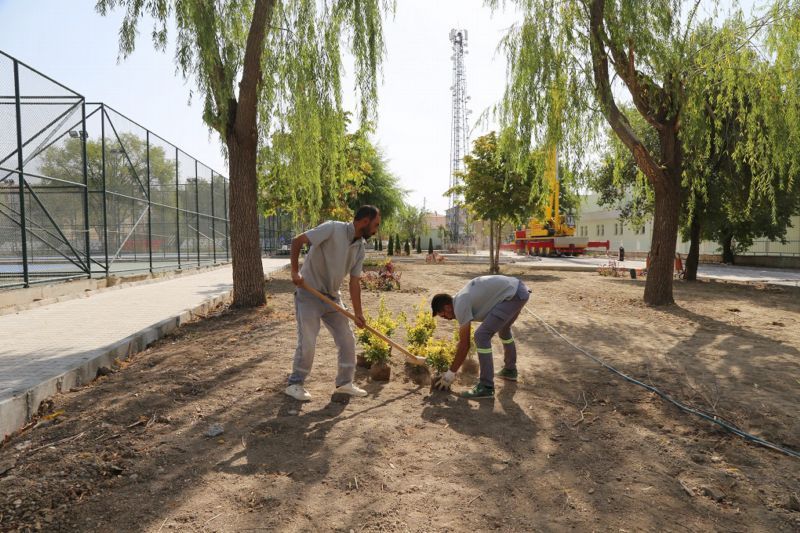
[619,224,623,235]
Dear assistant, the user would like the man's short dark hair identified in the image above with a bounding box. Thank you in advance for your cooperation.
[354,205,380,221]
[431,293,453,316]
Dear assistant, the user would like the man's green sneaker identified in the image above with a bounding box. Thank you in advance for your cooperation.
[461,383,495,399]
[496,368,518,381]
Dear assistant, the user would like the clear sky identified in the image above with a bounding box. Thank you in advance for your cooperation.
[0,0,758,215]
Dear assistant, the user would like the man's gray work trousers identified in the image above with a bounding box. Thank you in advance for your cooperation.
[474,280,530,387]
[288,287,356,387]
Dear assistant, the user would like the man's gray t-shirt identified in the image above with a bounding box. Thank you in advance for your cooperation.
[453,275,520,325]
[300,221,365,297]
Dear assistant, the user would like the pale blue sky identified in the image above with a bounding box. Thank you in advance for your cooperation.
[0,0,759,214]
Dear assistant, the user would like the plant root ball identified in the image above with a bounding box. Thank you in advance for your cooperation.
[405,362,431,386]
[461,357,479,376]
[369,362,391,381]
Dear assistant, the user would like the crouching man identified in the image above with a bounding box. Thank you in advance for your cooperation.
[431,275,530,399]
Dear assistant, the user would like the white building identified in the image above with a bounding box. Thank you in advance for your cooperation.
[575,194,800,260]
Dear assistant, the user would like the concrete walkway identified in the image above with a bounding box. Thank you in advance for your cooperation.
[0,258,289,439]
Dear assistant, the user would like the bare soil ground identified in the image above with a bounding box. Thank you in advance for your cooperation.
[1,261,799,532]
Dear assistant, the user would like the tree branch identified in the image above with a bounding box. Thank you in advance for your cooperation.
[588,0,669,189]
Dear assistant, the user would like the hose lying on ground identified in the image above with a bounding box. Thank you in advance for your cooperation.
[524,308,800,460]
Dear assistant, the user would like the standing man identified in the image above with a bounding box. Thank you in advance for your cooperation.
[430,275,530,399]
[285,205,381,401]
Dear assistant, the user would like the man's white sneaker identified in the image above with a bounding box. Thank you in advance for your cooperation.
[285,384,312,401]
[334,382,368,397]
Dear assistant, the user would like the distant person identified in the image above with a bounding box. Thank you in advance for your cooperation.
[431,275,530,399]
[285,205,381,401]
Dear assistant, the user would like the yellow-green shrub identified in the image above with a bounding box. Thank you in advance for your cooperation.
[405,300,436,348]
[357,297,397,364]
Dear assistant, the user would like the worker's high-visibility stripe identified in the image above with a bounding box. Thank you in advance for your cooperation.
[476,347,493,354]
[500,337,514,344]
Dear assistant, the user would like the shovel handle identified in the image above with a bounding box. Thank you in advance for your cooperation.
[300,282,427,367]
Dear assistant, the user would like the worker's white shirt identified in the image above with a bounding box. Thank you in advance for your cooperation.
[453,275,520,326]
[300,221,365,297]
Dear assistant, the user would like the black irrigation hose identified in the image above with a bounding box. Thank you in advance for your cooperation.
[525,308,800,460]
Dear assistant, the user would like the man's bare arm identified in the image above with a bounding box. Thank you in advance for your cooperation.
[349,276,366,328]
[290,233,310,286]
[449,322,472,372]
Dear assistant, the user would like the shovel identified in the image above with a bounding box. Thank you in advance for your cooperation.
[301,282,428,367]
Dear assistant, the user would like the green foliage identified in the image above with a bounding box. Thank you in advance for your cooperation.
[452,131,537,272]
[345,132,406,221]
[403,240,410,255]
[589,110,658,231]
[387,234,394,255]
[396,204,428,243]
[418,339,455,373]
[491,0,800,304]
[590,18,800,263]
[403,300,436,348]
[356,297,397,364]
[97,0,392,305]
[416,236,421,254]
[428,237,434,255]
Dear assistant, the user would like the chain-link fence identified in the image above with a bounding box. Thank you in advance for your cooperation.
[259,211,294,255]
[0,50,234,289]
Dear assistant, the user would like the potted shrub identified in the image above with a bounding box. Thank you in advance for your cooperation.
[356,297,397,381]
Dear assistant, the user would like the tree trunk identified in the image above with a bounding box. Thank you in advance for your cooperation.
[494,220,503,274]
[684,210,701,281]
[488,220,497,273]
[643,124,682,306]
[721,234,735,264]
[589,0,682,306]
[227,136,266,307]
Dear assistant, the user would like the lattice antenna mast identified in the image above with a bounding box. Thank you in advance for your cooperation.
[447,28,471,244]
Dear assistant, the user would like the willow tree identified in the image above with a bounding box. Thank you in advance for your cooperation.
[591,14,800,277]
[491,0,800,305]
[97,0,389,307]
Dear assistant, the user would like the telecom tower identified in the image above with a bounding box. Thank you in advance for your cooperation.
[446,28,471,247]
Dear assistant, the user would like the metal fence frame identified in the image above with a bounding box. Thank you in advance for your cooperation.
[0,50,232,289]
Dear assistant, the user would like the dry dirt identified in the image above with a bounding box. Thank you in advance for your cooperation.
[1,261,799,532]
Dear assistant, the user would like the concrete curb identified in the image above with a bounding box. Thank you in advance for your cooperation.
[0,263,289,441]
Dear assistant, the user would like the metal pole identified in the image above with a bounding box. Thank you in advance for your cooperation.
[223,178,229,261]
[13,60,29,287]
[195,160,200,265]
[146,131,153,272]
[101,105,109,274]
[210,171,216,263]
[175,147,181,269]
[81,101,91,279]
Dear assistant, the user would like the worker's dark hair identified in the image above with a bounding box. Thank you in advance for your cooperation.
[431,293,453,316]
[354,205,380,221]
